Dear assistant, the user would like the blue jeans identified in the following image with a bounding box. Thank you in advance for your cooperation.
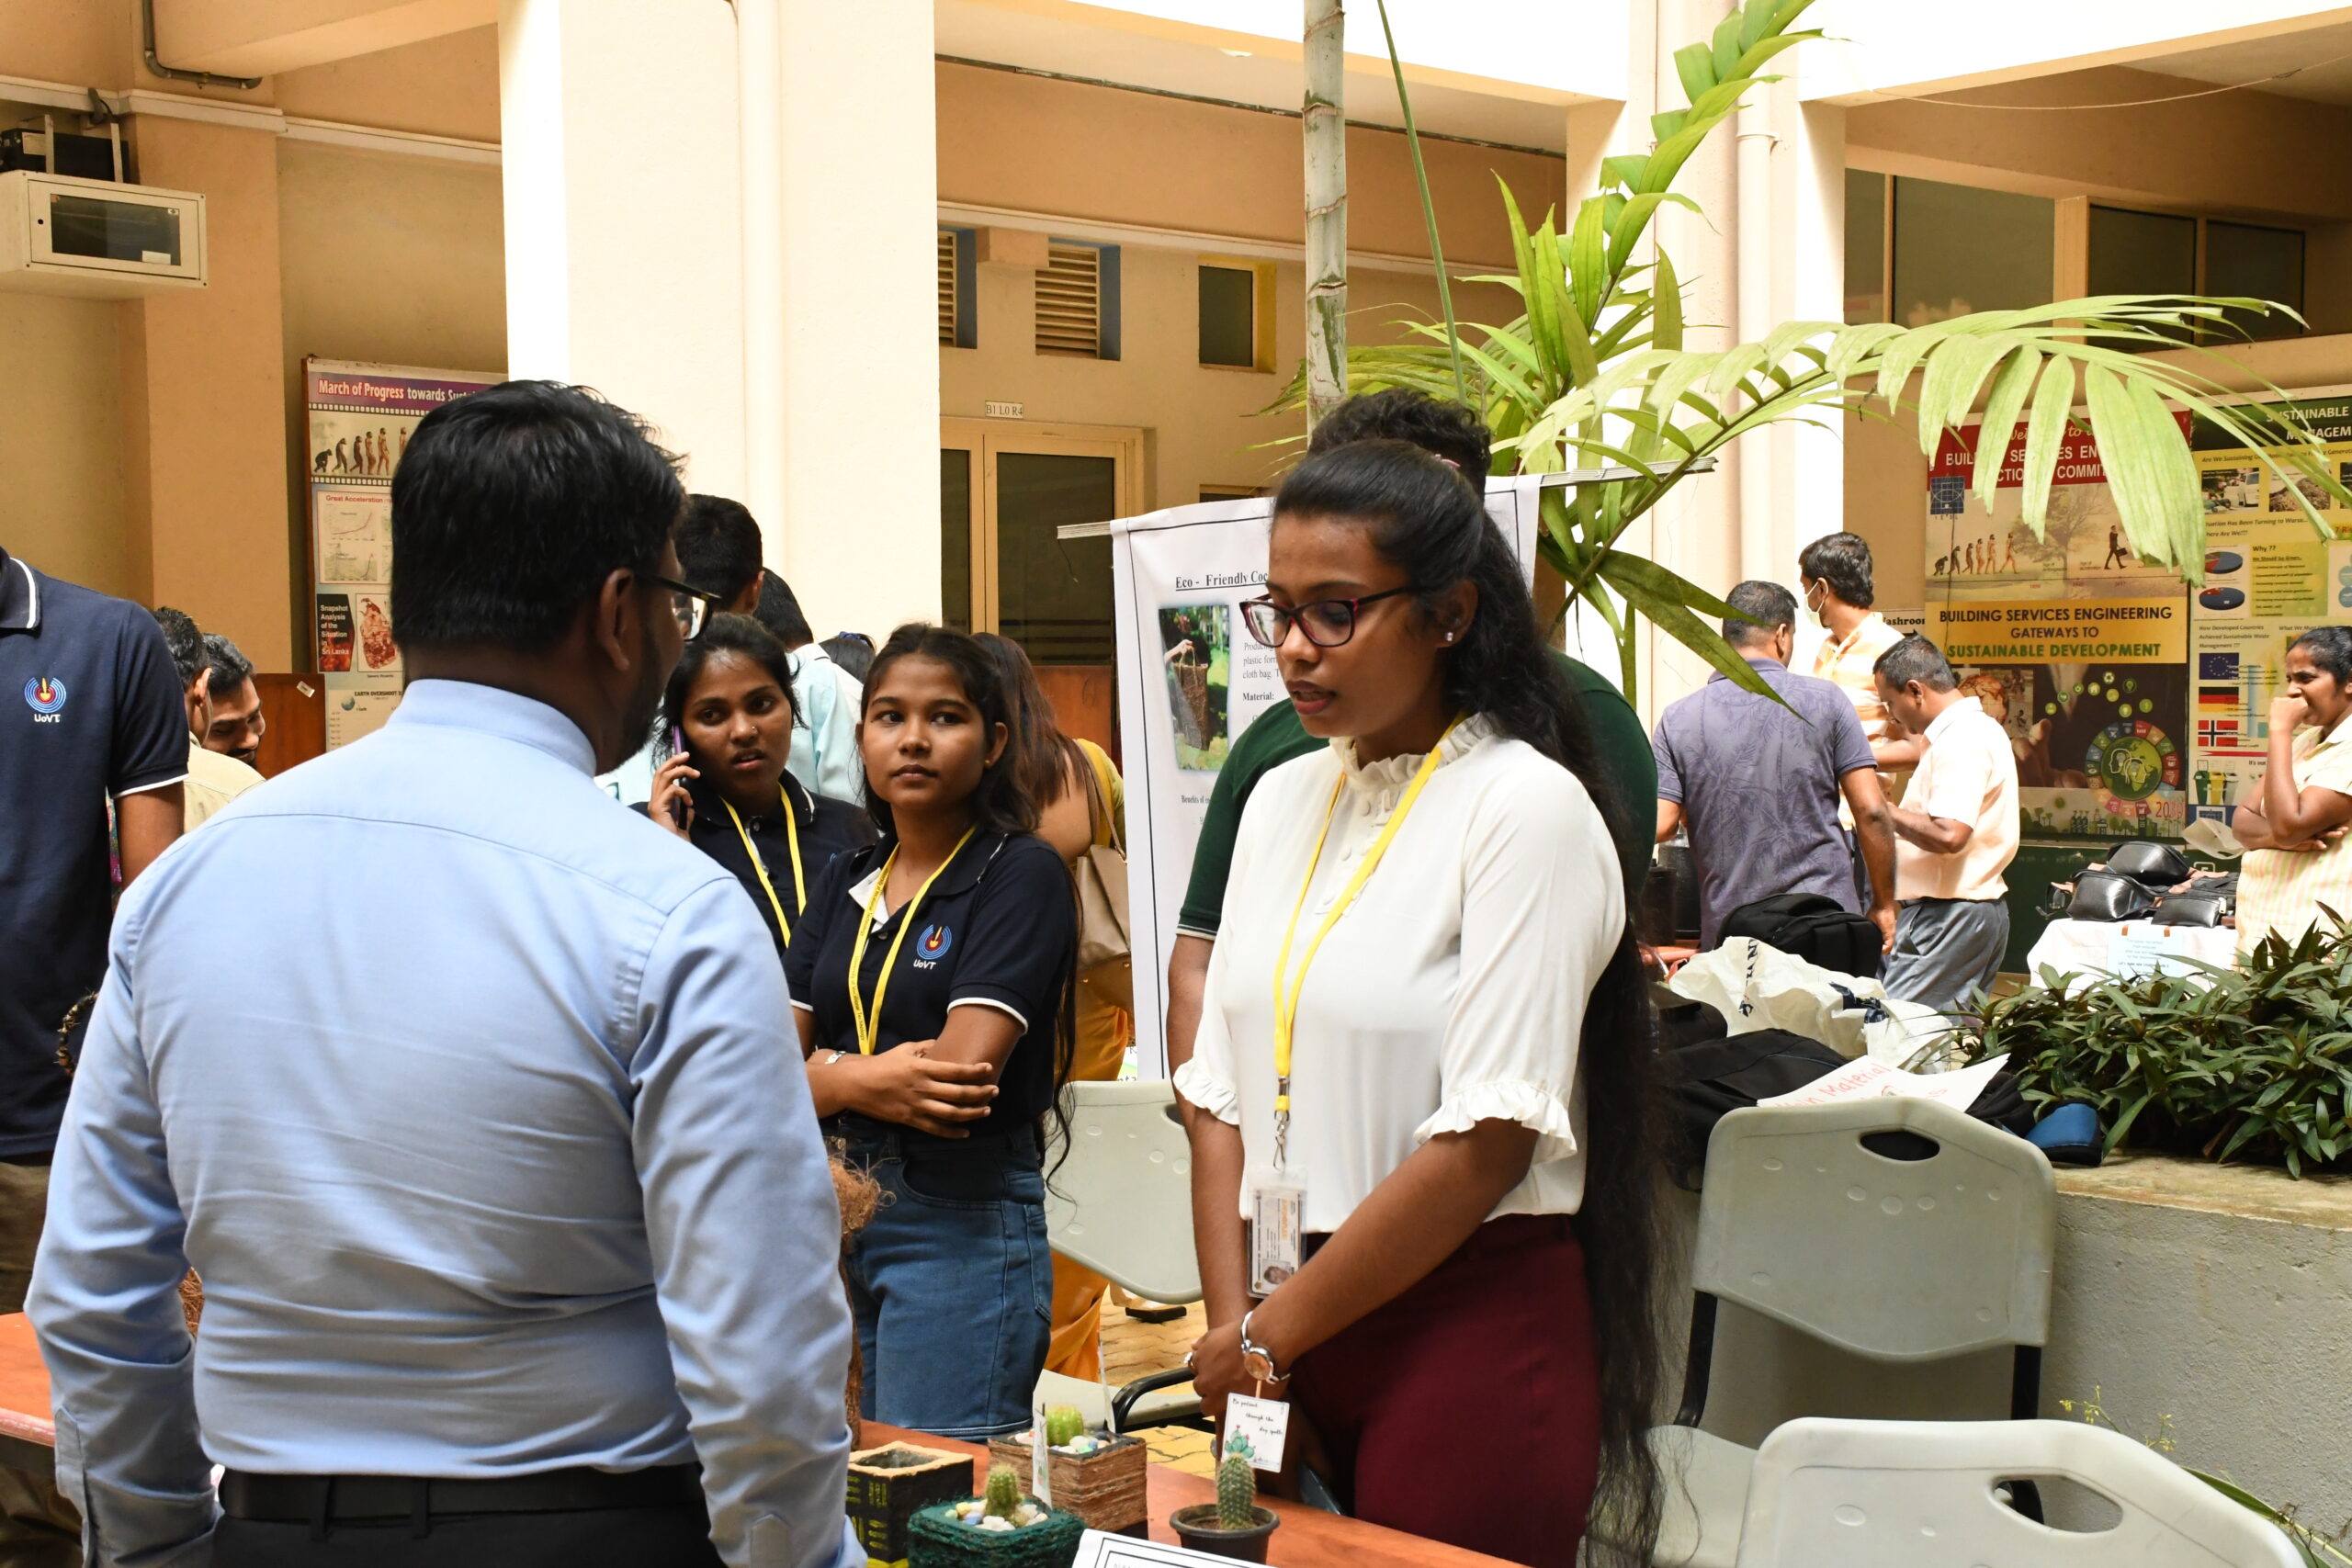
[840,1126,1051,1439]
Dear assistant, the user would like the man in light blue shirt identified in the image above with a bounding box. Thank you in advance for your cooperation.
[29,381,861,1568]
[754,576,865,802]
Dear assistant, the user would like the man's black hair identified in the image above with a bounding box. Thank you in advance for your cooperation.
[1721,581,1798,649]
[1799,532,1875,608]
[390,380,683,651]
[753,573,814,649]
[1874,632,1959,693]
[201,632,254,701]
[675,494,764,605]
[153,606,203,687]
[1305,387,1491,479]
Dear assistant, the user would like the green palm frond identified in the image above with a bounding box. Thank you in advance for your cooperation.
[1259,0,2328,709]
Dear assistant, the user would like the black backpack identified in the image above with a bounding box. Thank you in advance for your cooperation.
[1718,893,1883,980]
[1657,995,2036,1188]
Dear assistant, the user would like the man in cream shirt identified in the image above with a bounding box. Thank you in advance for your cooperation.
[1873,634,2019,1018]
[153,607,264,829]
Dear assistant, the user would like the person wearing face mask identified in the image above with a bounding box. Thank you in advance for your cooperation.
[1801,534,1917,791]
[1175,441,1667,1568]
[787,626,1078,1439]
[643,615,876,953]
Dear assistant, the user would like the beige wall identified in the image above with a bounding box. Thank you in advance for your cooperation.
[1849,68,2352,225]
[119,115,295,669]
[273,25,501,142]
[0,298,130,595]
[936,60,1565,269]
[941,244,1518,518]
[276,137,505,662]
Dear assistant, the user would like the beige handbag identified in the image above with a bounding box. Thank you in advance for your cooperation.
[1074,744,1133,1012]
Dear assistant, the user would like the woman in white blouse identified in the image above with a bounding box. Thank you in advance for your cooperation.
[1174,440,1665,1568]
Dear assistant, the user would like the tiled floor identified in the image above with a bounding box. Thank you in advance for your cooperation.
[1101,1298,1213,1476]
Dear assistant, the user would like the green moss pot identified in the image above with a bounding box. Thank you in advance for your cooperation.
[907,1499,1086,1568]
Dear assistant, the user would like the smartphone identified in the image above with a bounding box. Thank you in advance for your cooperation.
[663,727,690,828]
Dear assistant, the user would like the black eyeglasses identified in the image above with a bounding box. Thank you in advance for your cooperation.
[1240,586,1420,649]
[650,575,724,640]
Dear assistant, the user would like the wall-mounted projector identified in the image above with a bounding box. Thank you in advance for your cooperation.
[0,170,205,298]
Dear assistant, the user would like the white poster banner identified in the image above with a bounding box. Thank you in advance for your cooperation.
[1110,476,1553,1076]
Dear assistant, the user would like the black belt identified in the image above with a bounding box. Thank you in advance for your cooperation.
[220,1462,704,1526]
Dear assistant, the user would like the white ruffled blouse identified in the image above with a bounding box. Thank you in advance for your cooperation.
[1174,713,1623,1230]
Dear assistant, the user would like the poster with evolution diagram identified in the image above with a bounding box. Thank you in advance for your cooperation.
[304,358,500,748]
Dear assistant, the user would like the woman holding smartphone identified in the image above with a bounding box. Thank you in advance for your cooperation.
[643,614,874,951]
[1176,441,1666,1567]
[787,624,1079,1438]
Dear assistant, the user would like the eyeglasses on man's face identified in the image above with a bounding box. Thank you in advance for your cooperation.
[650,575,723,640]
[1240,585,1419,649]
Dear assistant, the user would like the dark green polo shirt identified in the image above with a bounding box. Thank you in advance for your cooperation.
[1175,652,1656,938]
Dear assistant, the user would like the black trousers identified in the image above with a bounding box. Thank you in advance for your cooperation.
[212,1505,725,1567]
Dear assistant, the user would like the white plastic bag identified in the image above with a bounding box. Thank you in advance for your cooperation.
[1667,938,1959,1069]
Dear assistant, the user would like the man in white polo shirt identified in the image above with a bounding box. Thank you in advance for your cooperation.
[1874,634,2020,1018]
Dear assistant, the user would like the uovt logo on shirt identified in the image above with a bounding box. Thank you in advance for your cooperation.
[22,676,66,722]
[912,923,954,969]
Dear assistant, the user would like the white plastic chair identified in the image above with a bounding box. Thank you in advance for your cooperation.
[1650,1098,2057,1567]
[1043,1080,1202,1429]
[1733,1417,2301,1568]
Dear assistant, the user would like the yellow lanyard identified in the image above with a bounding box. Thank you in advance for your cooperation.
[1268,717,1462,1159]
[846,828,978,1055]
[721,789,807,946]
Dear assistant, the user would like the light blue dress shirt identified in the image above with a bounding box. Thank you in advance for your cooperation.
[786,644,865,804]
[28,680,862,1568]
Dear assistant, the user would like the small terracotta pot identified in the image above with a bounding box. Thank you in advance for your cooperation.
[1169,1503,1279,1563]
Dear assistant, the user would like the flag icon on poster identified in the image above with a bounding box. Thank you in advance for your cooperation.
[2199,652,2241,680]
[2197,686,2240,710]
[2198,718,2242,747]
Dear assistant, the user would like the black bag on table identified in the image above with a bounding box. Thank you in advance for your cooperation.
[2106,840,2193,890]
[1658,994,2040,1186]
[2153,891,2230,927]
[2067,868,2155,922]
[1717,893,1883,981]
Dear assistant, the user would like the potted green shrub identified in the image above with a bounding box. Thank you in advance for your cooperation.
[988,1404,1149,1536]
[1169,1445,1279,1563]
[909,1461,1086,1568]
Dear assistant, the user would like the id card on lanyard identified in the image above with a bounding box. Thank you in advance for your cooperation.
[1249,717,1461,1296]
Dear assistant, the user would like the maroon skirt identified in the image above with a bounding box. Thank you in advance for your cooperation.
[1286,1213,1600,1568]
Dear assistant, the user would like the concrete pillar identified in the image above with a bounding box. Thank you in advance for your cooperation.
[118,115,296,670]
[1778,99,1849,579]
[497,0,745,495]
[772,0,939,637]
[497,0,941,639]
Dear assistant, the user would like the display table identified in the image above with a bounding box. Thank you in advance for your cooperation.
[0,1317,1504,1568]
[2023,918,2239,992]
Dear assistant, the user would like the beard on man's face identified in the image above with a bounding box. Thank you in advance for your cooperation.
[617,614,675,756]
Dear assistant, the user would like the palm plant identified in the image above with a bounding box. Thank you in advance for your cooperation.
[1279,0,2352,703]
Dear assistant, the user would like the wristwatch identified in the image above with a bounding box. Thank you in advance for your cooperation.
[817,1050,846,1066]
[1237,1309,1289,1385]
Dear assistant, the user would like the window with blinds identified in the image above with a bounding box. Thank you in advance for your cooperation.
[1035,242,1120,359]
[938,226,976,349]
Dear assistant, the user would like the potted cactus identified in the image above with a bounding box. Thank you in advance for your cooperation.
[1169,1443,1279,1562]
[987,1404,1148,1536]
[908,1461,1086,1568]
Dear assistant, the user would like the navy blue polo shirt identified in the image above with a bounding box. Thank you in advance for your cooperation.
[0,548,187,1156]
[786,829,1075,1146]
[634,772,877,954]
